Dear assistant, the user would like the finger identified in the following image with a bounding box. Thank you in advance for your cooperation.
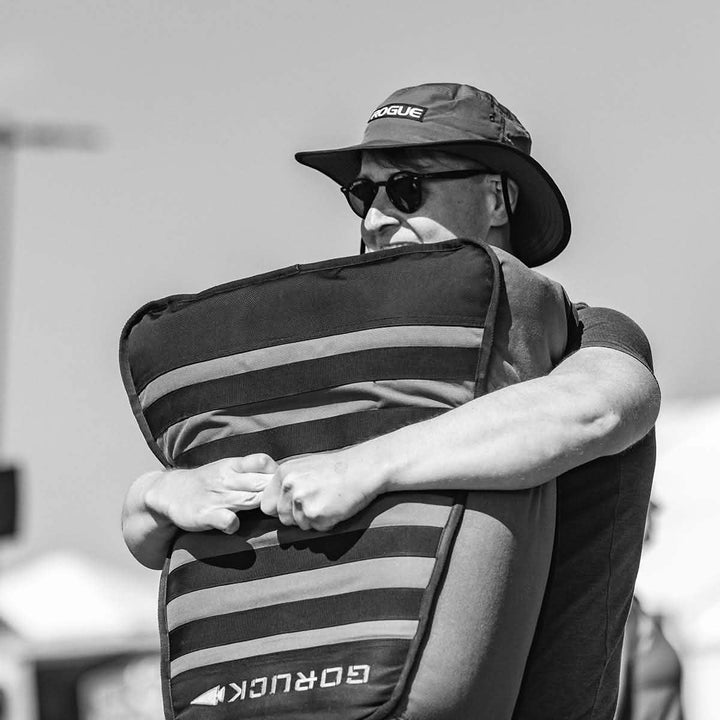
[292,499,312,532]
[276,499,296,527]
[260,477,281,517]
[222,471,273,493]
[227,490,263,510]
[227,454,279,474]
[312,517,340,533]
[206,509,240,535]
[247,453,279,472]
[276,479,296,527]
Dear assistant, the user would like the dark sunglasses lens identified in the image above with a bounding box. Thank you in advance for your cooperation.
[387,173,421,213]
[346,179,377,217]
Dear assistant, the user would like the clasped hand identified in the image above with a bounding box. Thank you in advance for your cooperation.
[148,454,279,535]
[154,449,380,535]
[260,451,380,532]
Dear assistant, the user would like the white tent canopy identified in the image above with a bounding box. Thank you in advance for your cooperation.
[633,397,720,720]
[0,550,158,655]
[635,396,720,644]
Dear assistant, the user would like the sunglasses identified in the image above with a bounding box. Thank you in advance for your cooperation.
[341,168,490,218]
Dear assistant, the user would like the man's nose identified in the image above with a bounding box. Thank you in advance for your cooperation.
[362,192,400,236]
[363,206,396,233]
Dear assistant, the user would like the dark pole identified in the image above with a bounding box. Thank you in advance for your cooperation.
[0,135,15,453]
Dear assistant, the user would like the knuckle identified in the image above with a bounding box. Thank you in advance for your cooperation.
[312,519,333,533]
[302,505,319,521]
[260,493,276,514]
[245,453,275,472]
[279,514,295,527]
[219,516,235,533]
[214,458,234,474]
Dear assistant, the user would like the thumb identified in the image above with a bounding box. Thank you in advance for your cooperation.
[207,509,240,535]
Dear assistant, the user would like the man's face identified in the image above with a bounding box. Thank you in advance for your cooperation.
[357,150,502,252]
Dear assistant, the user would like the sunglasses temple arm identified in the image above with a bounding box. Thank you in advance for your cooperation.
[501,173,514,238]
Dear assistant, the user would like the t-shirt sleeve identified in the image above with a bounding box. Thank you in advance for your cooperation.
[574,304,654,372]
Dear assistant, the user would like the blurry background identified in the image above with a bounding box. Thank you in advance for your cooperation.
[0,0,717,718]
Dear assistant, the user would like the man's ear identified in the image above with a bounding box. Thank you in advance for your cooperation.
[489,176,519,226]
[504,177,519,214]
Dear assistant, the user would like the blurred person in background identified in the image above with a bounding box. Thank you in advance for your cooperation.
[122,83,661,719]
[614,501,685,720]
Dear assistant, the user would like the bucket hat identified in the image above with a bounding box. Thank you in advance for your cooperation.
[295,83,570,267]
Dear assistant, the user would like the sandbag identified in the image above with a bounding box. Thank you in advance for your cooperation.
[120,239,570,720]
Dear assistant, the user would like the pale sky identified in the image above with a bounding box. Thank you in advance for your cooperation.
[0,0,718,578]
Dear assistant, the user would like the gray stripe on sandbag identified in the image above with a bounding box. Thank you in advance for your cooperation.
[160,378,474,458]
[168,497,453,572]
[140,325,483,407]
[169,618,420,678]
[166,556,435,632]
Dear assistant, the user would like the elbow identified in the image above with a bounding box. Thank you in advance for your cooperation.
[577,384,660,458]
[121,501,169,571]
[551,348,661,462]
[137,554,166,572]
[121,520,164,571]
[128,543,166,571]
[584,402,624,454]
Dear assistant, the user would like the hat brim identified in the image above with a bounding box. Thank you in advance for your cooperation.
[295,139,570,267]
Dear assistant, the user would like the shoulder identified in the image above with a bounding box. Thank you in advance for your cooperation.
[492,247,569,331]
[493,247,566,304]
[492,246,572,367]
[574,303,654,373]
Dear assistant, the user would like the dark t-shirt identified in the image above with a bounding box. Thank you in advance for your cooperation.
[512,305,657,720]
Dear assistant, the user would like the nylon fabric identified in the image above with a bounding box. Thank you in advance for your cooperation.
[168,496,454,572]
[146,346,477,439]
[140,325,483,408]
[166,556,437,633]
[170,620,420,678]
[119,240,573,720]
[125,243,491,393]
[166,525,442,603]
[174,406,446,469]
[160,379,475,460]
[121,241,496,720]
[169,588,425,662]
[171,639,410,719]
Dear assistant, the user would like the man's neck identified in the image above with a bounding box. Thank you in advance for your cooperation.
[485,226,514,257]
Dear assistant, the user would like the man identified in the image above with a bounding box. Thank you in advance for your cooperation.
[614,598,685,720]
[614,501,684,720]
[122,83,659,719]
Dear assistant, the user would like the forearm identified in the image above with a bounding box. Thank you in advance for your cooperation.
[355,379,605,493]
[121,470,177,570]
[353,348,660,494]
